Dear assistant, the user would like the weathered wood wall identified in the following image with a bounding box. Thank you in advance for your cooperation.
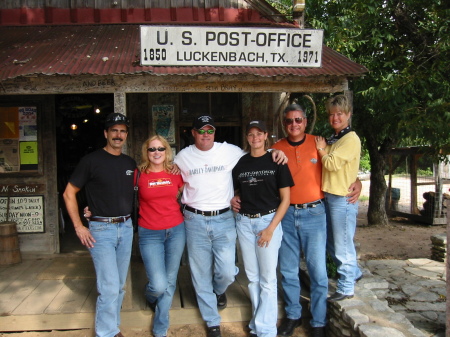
[0,95,59,253]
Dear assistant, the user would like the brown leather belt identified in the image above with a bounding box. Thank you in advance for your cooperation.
[290,199,323,209]
[90,215,131,223]
[183,205,230,216]
[241,208,277,218]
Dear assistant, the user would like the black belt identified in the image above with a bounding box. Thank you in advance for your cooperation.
[241,208,277,218]
[290,199,323,209]
[184,205,230,216]
[90,215,131,223]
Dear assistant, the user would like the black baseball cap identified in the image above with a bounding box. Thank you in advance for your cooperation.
[246,120,267,133]
[104,113,130,130]
[193,115,216,130]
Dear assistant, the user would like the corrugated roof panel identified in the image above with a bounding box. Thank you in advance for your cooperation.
[0,25,367,81]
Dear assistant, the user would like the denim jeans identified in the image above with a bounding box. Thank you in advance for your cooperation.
[88,218,133,337]
[324,192,362,295]
[236,213,282,337]
[279,202,328,328]
[138,223,186,337]
[183,209,238,327]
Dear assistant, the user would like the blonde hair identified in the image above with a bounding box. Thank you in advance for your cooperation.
[326,95,352,115]
[138,135,173,173]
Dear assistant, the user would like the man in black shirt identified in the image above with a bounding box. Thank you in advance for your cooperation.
[63,113,136,337]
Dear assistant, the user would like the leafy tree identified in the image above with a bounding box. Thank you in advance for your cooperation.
[269,0,450,225]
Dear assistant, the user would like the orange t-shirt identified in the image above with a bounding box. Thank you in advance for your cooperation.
[272,135,323,204]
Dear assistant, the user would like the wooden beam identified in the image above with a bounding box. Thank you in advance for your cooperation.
[0,75,349,95]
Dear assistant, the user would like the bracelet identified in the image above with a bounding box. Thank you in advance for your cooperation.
[318,148,325,151]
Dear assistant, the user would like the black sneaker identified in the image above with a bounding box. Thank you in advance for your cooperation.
[215,292,227,310]
[277,318,302,337]
[207,325,222,337]
[311,327,326,337]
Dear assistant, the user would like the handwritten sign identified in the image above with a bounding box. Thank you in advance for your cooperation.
[0,196,44,233]
[0,184,45,195]
[141,26,323,68]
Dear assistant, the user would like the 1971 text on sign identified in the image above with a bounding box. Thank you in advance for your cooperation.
[140,26,323,68]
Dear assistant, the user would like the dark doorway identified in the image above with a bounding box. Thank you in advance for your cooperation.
[178,92,243,150]
[55,94,114,253]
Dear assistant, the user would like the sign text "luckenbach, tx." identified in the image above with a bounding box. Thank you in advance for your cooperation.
[140,26,323,68]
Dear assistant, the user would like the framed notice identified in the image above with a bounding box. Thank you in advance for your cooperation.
[152,105,175,144]
[0,106,38,173]
[0,195,44,233]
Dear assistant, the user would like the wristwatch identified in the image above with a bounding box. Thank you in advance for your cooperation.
[318,148,325,151]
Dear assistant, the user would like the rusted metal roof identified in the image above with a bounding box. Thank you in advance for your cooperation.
[0,25,367,82]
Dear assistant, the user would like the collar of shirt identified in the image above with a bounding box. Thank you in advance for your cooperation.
[327,126,352,145]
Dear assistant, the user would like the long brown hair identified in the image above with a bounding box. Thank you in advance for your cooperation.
[138,135,174,173]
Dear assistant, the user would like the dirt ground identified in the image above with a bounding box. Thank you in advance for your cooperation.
[0,201,446,337]
[355,200,447,261]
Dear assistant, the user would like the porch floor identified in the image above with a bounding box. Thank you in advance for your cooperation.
[0,250,310,332]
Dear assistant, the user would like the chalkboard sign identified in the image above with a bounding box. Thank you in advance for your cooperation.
[0,196,44,233]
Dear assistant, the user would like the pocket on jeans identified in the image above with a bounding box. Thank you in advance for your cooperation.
[89,222,107,232]
[182,210,195,220]
[307,204,326,216]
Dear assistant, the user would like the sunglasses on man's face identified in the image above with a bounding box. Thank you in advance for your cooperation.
[196,129,215,135]
[284,117,304,125]
[147,147,166,152]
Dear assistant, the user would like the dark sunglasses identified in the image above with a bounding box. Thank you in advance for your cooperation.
[196,129,215,134]
[147,147,166,152]
[284,117,304,125]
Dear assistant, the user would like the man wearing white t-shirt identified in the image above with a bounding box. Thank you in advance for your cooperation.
[175,116,286,337]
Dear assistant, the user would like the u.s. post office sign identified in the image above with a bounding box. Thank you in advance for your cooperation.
[140,26,323,68]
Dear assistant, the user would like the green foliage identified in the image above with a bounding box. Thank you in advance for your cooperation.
[266,0,292,18]
[306,0,450,160]
[326,252,338,279]
[417,168,433,176]
[359,151,371,172]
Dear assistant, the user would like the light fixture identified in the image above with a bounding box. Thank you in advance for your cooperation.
[83,119,89,123]
[95,108,101,114]
[70,124,78,130]
[293,0,305,12]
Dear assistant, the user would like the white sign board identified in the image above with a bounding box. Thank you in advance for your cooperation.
[140,26,323,68]
[0,196,44,233]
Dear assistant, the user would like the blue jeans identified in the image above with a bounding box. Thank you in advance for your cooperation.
[236,213,282,337]
[138,223,186,337]
[279,202,328,328]
[183,209,238,327]
[325,192,362,295]
[88,218,133,337]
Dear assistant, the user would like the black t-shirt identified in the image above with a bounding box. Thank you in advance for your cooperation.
[69,149,136,217]
[232,152,294,214]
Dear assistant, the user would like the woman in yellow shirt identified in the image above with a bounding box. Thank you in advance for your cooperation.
[315,95,363,302]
